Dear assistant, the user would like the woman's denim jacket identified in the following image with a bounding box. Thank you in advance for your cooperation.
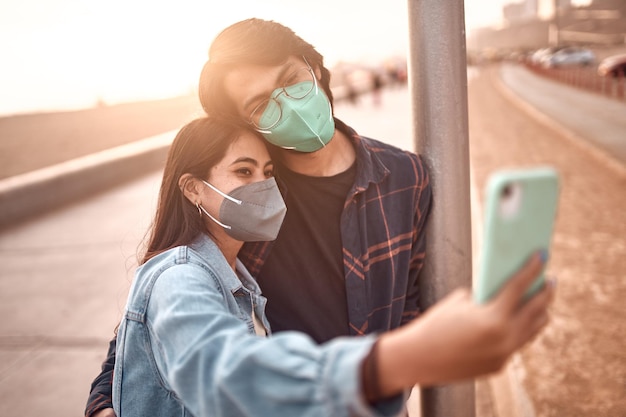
[112,234,404,417]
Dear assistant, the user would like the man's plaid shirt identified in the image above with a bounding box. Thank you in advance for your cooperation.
[240,119,432,336]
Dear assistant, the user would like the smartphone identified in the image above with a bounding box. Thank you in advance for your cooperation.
[473,167,560,304]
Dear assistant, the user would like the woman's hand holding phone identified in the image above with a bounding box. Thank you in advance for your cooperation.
[374,251,555,397]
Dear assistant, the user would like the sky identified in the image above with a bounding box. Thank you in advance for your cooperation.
[0,0,511,116]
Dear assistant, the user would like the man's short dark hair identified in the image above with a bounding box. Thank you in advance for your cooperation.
[199,18,334,122]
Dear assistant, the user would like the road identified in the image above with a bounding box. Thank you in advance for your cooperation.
[0,65,625,416]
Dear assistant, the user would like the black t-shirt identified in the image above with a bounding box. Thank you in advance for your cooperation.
[256,163,356,343]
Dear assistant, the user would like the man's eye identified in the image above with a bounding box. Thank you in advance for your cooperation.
[284,73,299,86]
[283,67,310,87]
[256,100,270,113]
[251,99,271,123]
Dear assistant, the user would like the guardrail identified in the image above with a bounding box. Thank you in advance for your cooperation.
[524,62,625,102]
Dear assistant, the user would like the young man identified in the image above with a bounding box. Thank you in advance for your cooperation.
[87,18,432,416]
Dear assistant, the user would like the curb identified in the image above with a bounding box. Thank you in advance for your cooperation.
[0,130,177,230]
[0,87,362,231]
[488,356,537,417]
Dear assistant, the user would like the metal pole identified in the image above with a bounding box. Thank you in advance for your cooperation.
[406,1,475,416]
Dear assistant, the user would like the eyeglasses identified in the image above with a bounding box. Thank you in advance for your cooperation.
[249,61,317,132]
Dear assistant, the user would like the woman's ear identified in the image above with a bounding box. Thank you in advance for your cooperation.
[178,173,202,205]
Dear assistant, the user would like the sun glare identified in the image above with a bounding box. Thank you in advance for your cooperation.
[1,0,477,116]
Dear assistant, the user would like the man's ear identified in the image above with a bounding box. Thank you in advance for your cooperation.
[179,173,202,205]
[304,55,323,81]
[313,64,323,81]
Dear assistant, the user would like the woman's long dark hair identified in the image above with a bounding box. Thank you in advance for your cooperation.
[198,18,334,124]
[140,117,243,264]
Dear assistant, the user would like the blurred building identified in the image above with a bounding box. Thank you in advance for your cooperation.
[504,0,539,24]
[467,0,626,53]
[555,0,626,45]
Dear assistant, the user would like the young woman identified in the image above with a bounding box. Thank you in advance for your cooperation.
[112,117,553,417]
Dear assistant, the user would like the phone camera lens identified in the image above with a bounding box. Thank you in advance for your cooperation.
[501,184,512,199]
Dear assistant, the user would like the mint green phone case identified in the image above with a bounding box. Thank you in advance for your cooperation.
[474,167,560,304]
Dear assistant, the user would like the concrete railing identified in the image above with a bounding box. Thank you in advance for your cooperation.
[0,131,175,230]
[524,62,626,102]
[0,82,387,230]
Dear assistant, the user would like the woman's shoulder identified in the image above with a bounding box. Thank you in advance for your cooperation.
[134,246,220,294]
[140,236,225,273]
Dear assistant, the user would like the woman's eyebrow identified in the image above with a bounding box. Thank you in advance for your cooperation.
[230,157,258,166]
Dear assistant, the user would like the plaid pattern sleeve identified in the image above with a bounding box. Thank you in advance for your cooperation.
[84,337,116,417]
[341,130,432,335]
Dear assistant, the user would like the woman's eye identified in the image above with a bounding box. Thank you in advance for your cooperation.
[264,169,274,178]
[237,168,252,176]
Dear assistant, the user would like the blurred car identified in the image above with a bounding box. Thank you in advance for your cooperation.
[529,47,561,65]
[542,47,596,68]
[597,54,626,77]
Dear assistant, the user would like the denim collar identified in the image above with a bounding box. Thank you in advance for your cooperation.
[189,233,262,296]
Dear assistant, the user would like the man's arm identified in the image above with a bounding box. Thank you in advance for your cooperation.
[84,336,116,417]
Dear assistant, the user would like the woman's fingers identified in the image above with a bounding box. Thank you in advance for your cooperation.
[492,250,547,315]
[511,278,555,345]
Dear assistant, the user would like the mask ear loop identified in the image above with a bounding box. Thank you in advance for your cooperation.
[202,180,242,205]
[196,201,232,230]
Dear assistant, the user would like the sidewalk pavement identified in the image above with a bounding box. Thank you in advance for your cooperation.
[0,65,624,417]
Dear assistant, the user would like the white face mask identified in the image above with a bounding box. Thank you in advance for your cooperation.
[199,177,286,242]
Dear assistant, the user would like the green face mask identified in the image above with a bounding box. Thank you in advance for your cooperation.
[257,80,335,153]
